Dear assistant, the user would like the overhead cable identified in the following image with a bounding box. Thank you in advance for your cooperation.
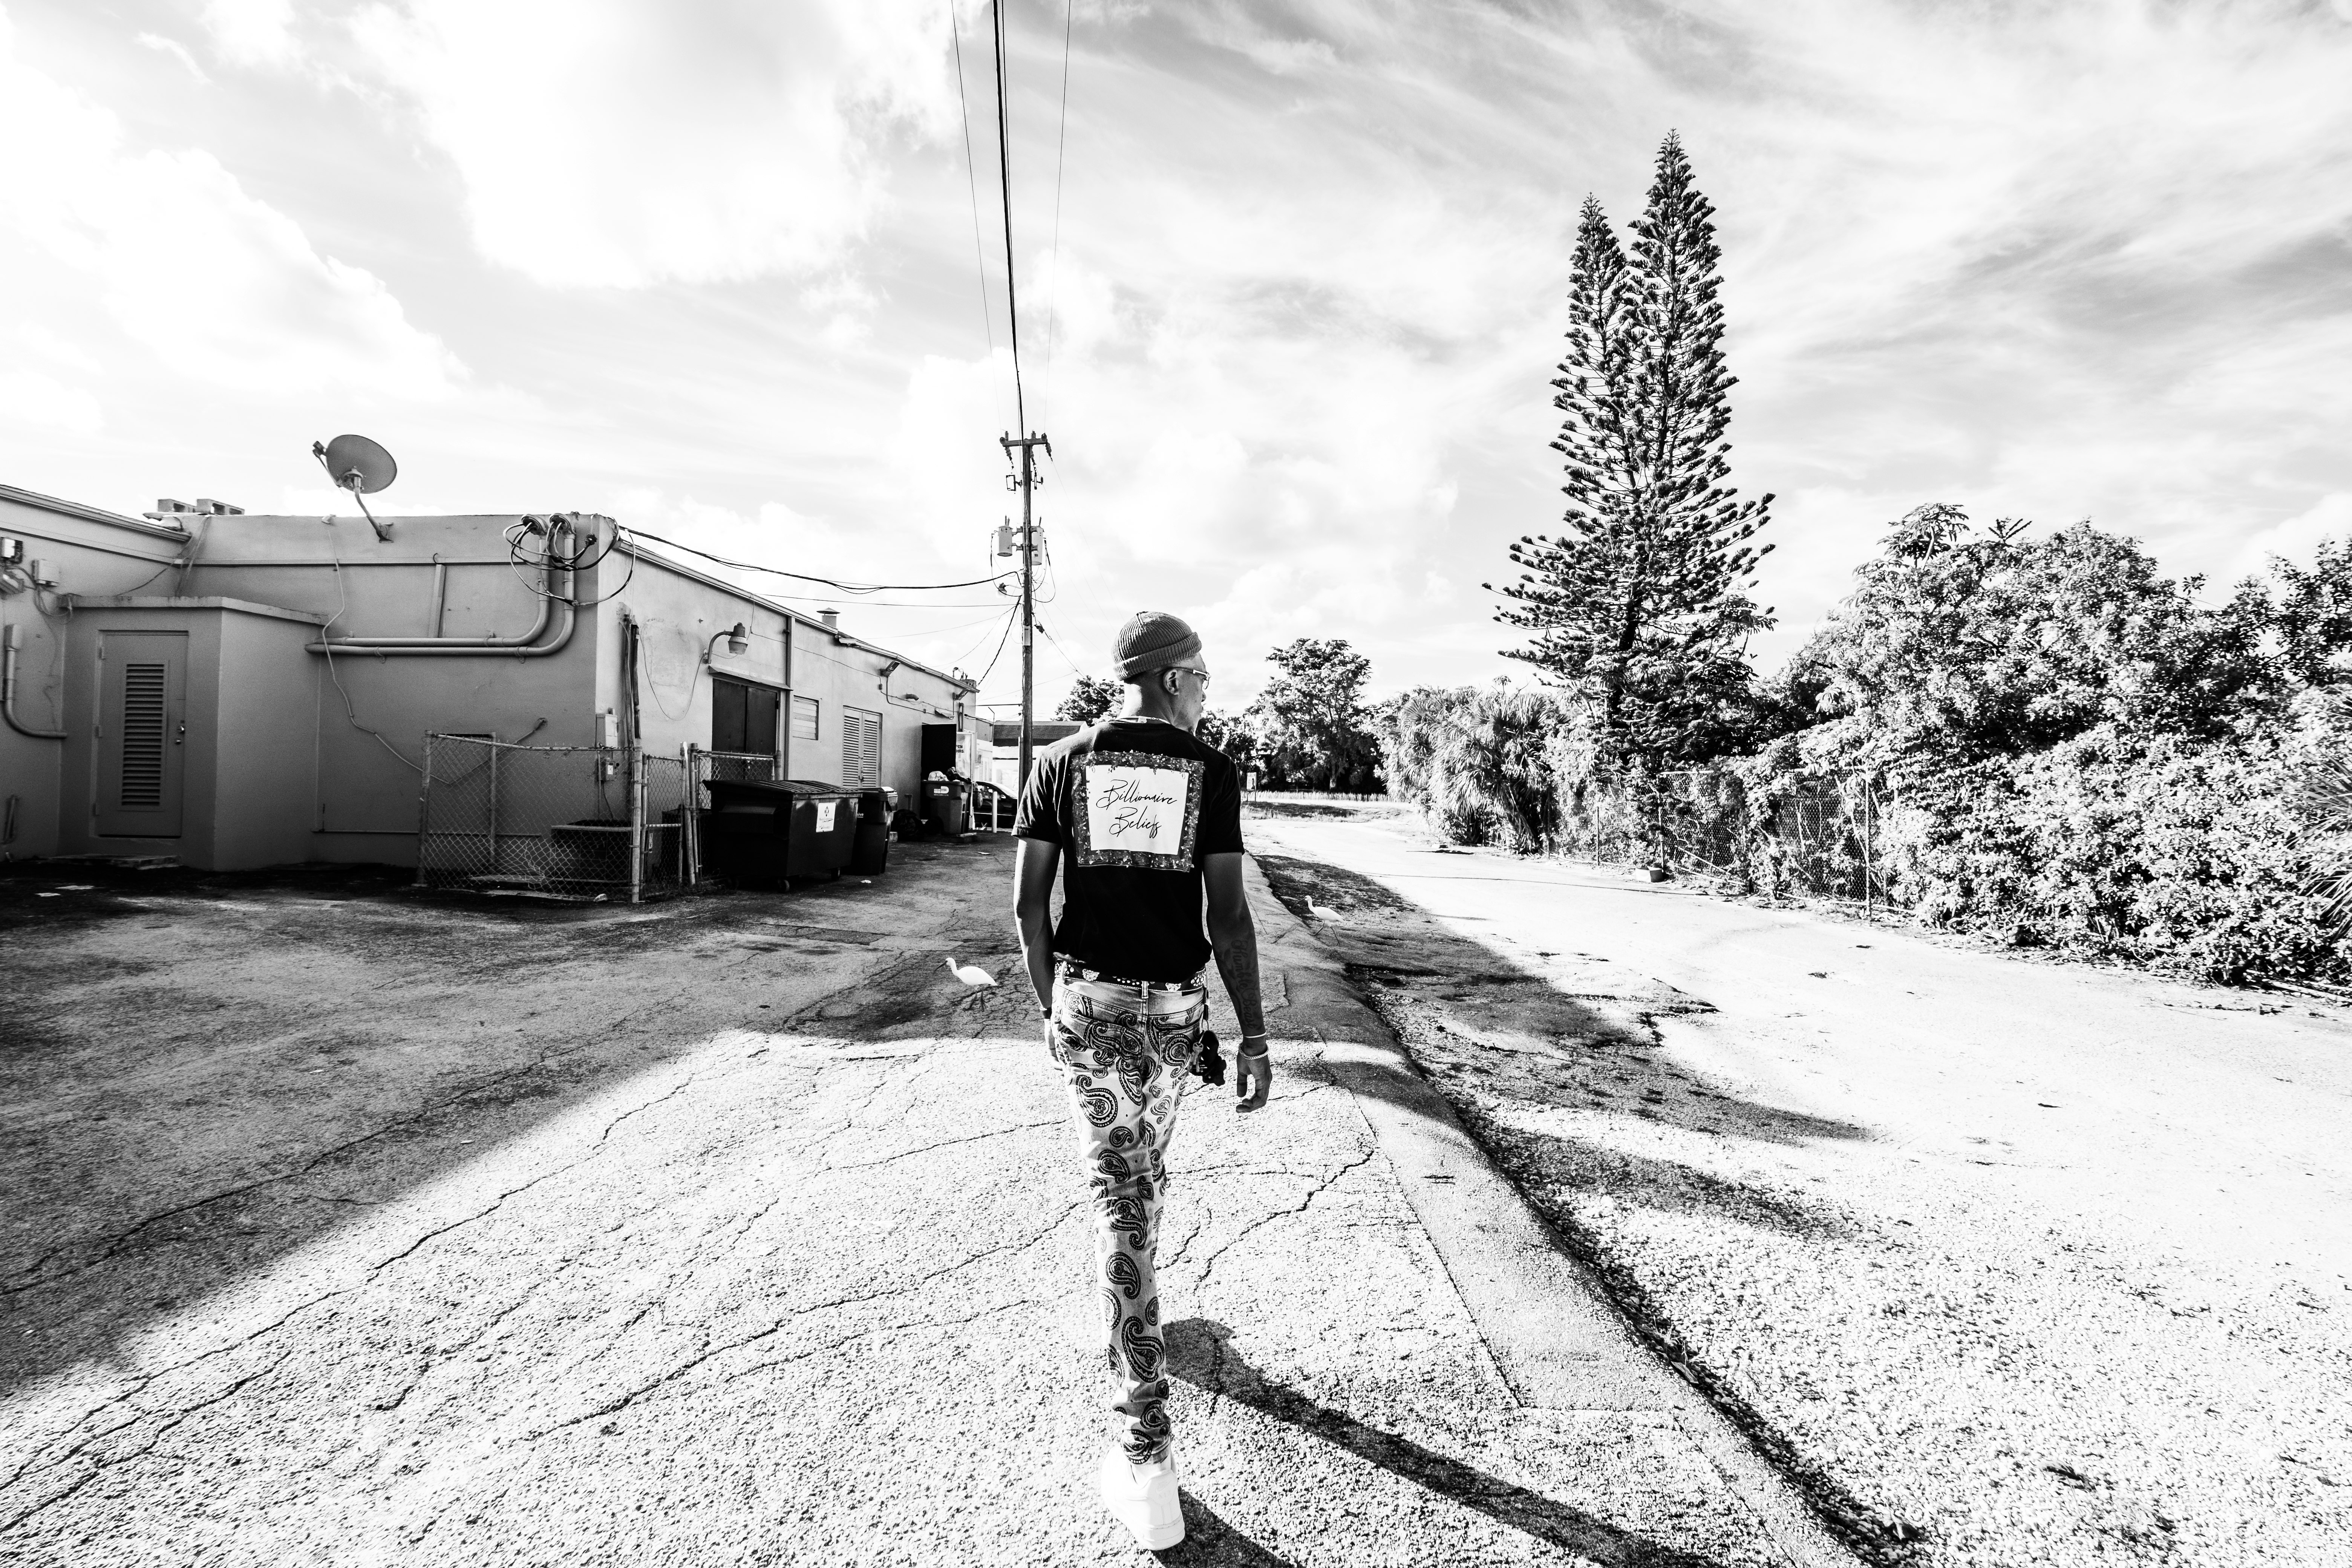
[1042,0,1073,425]
[623,527,1016,594]
[991,0,1026,437]
[948,3,997,363]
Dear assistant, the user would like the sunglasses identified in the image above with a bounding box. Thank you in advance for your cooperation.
[1168,667,1211,689]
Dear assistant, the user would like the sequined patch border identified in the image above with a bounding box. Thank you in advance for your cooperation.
[1072,751,1205,870]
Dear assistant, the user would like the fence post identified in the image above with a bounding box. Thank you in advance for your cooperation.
[487,743,500,877]
[1862,776,1875,916]
[628,744,647,904]
[684,744,702,886]
[413,734,435,888]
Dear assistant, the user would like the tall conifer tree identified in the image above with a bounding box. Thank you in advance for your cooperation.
[1491,134,1774,769]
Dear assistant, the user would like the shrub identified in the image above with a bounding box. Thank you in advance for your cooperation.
[1880,724,2346,984]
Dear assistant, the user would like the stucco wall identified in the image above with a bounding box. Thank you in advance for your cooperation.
[0,492,190,861]
[213,609,331,868]
[55,600,323,869]
[189,514,600,863]
[600,549,977,802]
[7,504,978,867]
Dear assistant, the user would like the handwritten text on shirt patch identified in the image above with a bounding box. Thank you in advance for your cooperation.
[1073,753,1204,869]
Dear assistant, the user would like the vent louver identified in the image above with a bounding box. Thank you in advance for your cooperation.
[119,664,167,808]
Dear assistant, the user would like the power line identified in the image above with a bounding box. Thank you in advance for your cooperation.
[976,600,1022,686]
[991,0,1026,438]
[1037,621,1088,679]
[948,4,996,362]
[952,603,1020,669]
[623,528,1016,594]
[1042,0,1073,424]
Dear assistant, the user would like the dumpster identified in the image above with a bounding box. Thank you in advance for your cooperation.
[700,779,858,887]
[922,771,969,835]
[850,789,893,876]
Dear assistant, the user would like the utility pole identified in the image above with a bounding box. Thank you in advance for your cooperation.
[1001,430,1051,789]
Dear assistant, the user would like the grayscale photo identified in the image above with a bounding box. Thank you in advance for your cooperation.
[2,2,2347,1565]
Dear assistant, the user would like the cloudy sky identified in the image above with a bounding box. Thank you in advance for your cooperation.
[4,1,2350,712]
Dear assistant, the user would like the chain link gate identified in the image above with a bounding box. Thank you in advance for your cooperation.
[416,735,689,901]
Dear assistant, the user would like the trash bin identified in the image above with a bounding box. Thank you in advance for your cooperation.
[922,771,969,835]
[850,789,892,876]
[700,779,858,888]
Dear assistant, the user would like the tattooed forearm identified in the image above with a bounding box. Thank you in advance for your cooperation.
[1209,907,1266,1037]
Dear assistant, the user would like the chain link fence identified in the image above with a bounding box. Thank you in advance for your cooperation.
[417,735,689,900]
[1648,769,1890,908]
[698,749,777,786]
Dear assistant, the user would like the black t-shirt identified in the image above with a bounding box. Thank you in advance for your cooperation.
[1014,717,1246,982]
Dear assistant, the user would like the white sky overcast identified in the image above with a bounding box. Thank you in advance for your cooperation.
[3,0,2350,714]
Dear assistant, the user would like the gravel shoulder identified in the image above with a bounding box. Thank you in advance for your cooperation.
[1245,805,2352,1568]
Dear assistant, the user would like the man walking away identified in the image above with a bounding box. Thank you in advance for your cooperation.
[1014,610,1271,1551]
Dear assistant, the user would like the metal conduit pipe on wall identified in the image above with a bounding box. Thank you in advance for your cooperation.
[306,518,578,657]
[2,622,67,740]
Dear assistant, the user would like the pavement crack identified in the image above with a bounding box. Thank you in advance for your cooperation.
[1192,1152,1376,1289]
[822,1118,1059,1171]
[2,1038,607,1299]
[520,1200,1084,1440]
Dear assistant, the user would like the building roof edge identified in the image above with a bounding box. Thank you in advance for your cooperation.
[620,537,978,695]
[0,482,189,541]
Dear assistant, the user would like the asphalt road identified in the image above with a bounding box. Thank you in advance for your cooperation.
[0,842,1838,1567]
[1246,807,2352,1567]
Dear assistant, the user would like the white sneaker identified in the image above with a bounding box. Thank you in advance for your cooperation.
[1099,1446,1184,1550]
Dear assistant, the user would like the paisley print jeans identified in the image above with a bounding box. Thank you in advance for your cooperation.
[1048,970,1208,1465]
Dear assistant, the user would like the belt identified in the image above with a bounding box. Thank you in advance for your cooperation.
[1055,957,1204,994]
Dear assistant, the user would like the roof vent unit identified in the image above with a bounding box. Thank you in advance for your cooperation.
[819,608,841,633]
[192,498,245,516]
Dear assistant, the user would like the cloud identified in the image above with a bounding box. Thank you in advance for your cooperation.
[0,368,101,436]
[199,0,298,67]
[135,32,211,83]
[2231,493,2352,579]
[0,11,461,397]
[353,0,959,289]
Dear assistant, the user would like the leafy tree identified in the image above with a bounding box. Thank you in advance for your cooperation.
[2262,539,2352,691]
[1246,638,1379,788]
[1196,708,1254,766]
[1054,674,1123,723]
[1783,506,2277,771]
[1490,134,1773,770]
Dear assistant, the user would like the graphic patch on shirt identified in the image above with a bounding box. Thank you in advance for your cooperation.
[1072,752,1204,870]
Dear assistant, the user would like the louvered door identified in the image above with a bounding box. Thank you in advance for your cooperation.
[842,707,882,788]
[96,632,187,838]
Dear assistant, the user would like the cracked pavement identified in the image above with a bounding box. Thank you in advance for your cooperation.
[3,840,1828,1566]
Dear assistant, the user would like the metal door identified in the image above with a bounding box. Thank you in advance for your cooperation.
[96,631,187,838]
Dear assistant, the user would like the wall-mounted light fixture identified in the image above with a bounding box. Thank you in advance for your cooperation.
[703,622,750,663]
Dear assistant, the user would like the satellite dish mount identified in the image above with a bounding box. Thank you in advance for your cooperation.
[312,433,398,542]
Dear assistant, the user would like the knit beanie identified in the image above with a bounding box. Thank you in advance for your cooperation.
[1111,611,1202,681]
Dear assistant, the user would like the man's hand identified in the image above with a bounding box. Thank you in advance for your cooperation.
[1203,854,1270,1114]
[1234,1038,1271,1112]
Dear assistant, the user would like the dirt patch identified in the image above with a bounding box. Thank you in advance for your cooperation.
[1243,801,1359,820]
[1258,850,1918,1561]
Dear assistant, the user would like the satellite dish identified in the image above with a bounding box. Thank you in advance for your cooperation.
[311,434,397,540]
[319,433,397,495]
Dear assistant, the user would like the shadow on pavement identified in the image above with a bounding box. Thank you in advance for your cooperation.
[1254,853,1867,1244]
[1167,1319,1732,1568]
[1163,1494,1300,1566]
[0,842,1015,1399]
